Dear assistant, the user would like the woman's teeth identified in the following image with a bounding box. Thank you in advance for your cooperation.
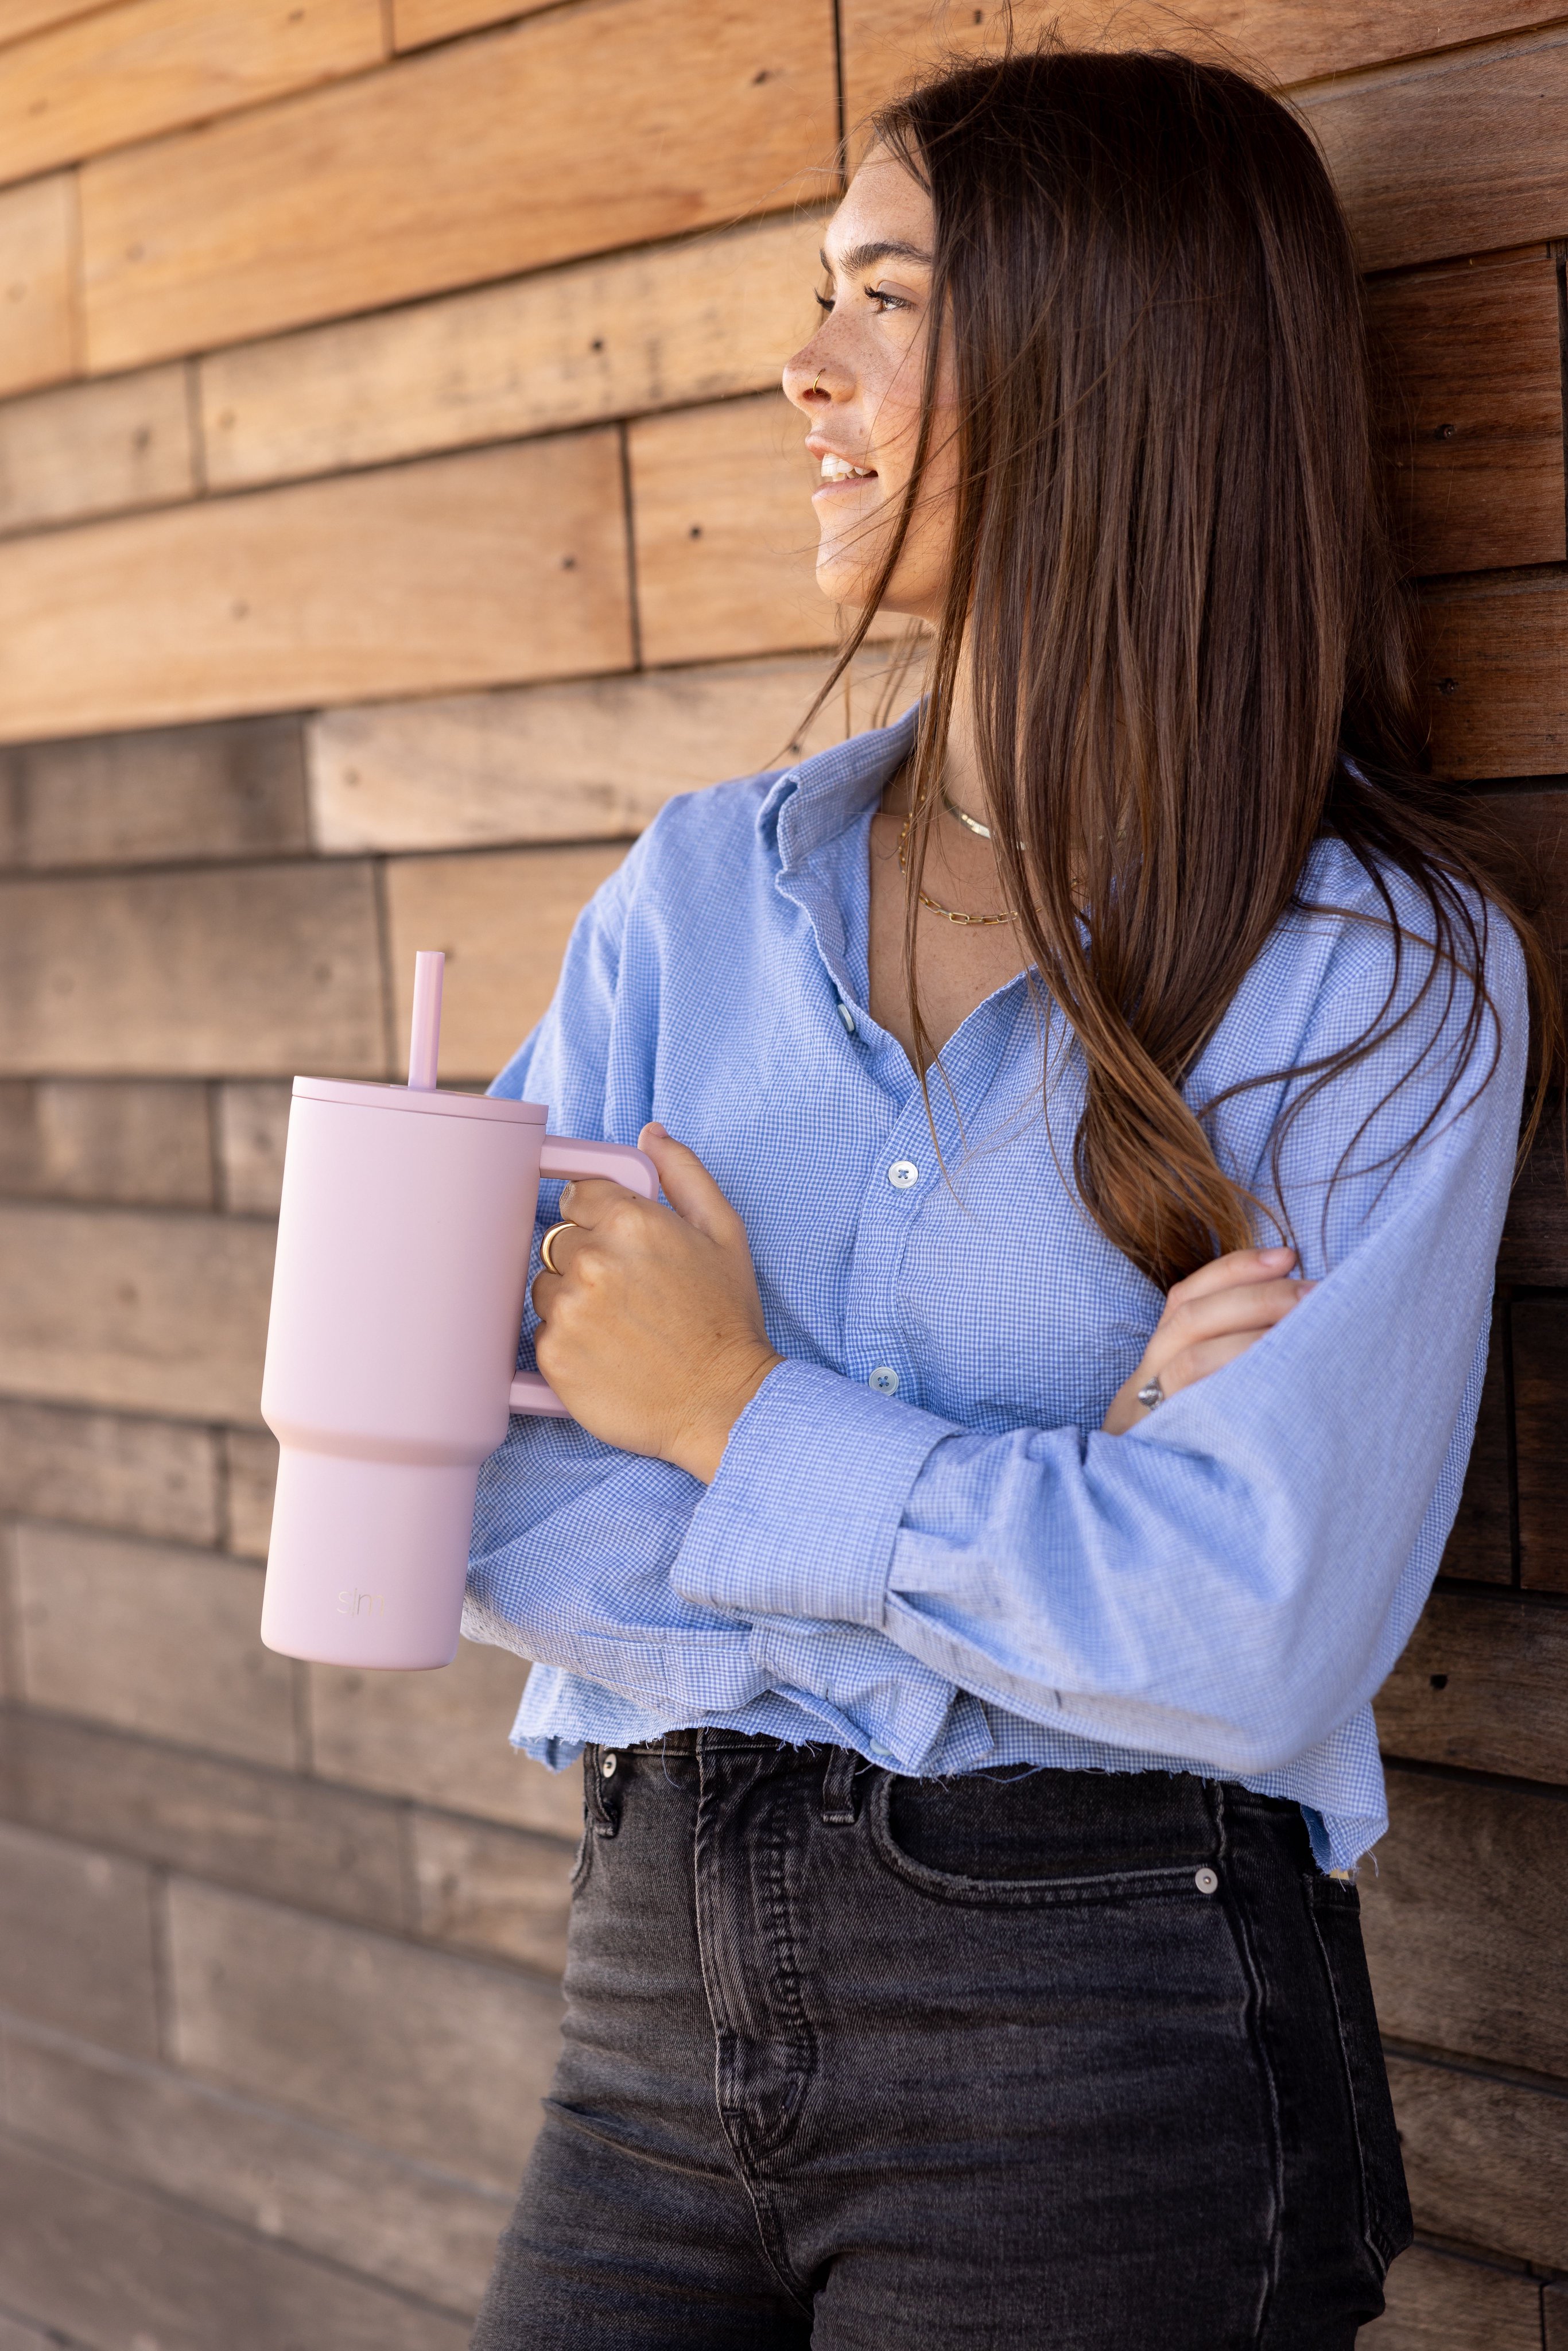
[820,454,874,481]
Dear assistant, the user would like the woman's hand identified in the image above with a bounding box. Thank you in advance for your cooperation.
[530,1123,782,1484]
[1102,1245,1313,1434]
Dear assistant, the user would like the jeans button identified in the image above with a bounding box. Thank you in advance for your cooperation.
[1194,1866,1218,1895]
[601,1751,619,1779]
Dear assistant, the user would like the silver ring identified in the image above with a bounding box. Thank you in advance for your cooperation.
[540,1221,575,1276]
[1135,1376,1165,1412]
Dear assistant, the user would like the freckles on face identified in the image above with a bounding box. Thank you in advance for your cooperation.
[783,148,957,624]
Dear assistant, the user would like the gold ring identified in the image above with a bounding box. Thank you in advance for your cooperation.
[540,1221,575,1276]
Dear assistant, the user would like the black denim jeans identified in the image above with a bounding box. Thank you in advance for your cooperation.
[472,1732,1410,2349]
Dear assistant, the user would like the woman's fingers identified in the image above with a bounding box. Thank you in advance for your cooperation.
[1162,1244,1295,1313]
[1144,1277,1309,1380]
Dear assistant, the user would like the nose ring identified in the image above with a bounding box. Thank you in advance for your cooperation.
[813,371,825,394]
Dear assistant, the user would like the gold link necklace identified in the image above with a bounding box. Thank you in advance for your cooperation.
[896,788,1017,927]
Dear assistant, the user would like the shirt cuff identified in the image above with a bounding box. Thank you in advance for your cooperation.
[672,1359,957,1625]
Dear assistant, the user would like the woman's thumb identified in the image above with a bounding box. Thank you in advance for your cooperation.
[638,1123,735,1239]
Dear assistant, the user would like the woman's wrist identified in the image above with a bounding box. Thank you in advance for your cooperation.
[664,1344,785,1484]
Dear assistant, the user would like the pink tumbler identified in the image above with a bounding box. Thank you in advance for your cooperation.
[258,953,657,1669]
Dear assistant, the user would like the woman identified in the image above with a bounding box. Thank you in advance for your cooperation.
[467,47,1555,2350]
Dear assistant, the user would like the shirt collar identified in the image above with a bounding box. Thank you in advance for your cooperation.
[758,697,923,873]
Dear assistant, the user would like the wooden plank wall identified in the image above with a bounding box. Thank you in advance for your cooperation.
[0,3,1562,2344]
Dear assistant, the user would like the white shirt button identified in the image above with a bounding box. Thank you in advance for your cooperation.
[888,1159,919,1189]
[870,1365,900,1395]
[836,1000,857,1034]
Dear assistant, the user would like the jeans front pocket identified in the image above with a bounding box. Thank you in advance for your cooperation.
[1307,1873,1412,2273]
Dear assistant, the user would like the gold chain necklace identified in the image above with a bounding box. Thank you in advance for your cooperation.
[898,807,1017,926]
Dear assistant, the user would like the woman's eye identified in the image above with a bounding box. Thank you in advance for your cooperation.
[867,286,909,313]
[813,289,833,313]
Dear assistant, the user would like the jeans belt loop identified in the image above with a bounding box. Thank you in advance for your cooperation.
[821,1744,859,1826]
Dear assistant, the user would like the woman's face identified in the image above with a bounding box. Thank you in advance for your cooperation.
[783,147,957,625]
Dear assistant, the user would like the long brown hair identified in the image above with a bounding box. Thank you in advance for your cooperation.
[810,44,1561,1289]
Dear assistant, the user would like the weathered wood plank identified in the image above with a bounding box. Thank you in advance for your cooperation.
[0,1202,274,1422]
[1376,1589,1568,1783]
[0,2132,472,2351]
[0,437,631,740]
[215,1081,290,1216]
[0,1396,218,1542]
[410,1810,574,1976]
[840,0,1568,121]
[13,1523,298,1767]
[81,0,837,373]
[0,1,114,42]
[1365,2243,1542,2351]
[1437,1311,1511,1586]
[384,844,627,1081]
[0,1707,406,1933]
[1302,30,1568,275]
[0,860,384,1078]
[1,713,310,870]
[0,1080,212,1205]
[1,2018,510,2318]
[1421,575,1567,782]
[0,173,74,398]
[1360,1771,1568,2081]
[1547,2280,1568,2347]
[1387,2052,1568,2269]
[631,391,839,667]
[223,1426,278,1558]
[1370,251,1566,579]
[0,0,385,192]
[393,0,551,45]
[168,1878,562,2186]
[202,206,825,492]
[0,1817,159,2055]
[1513,1297,1568,1592]
[0,362,193,537]
[1498,1130,1568,1286]
[309,1638,579,1838]
[308,649,918,854]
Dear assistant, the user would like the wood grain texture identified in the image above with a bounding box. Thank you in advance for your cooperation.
[80,0,837,373]
[167,1878,562,2185]
[839,0,1568,121]
[0,0,117,40]
[1361,1772,1568,2079]
[0,2132,472,2351]
[1437,1313,1511,1585]
[1301,30,1568,274]
[0,173,75,398]
[216,1081,290,1216]
[1498,1130,1568,1283]
[0,1706,405,1931]
[393,0,553,45]
[309,649,917,853]
[1421,574,1568,781]
[0,1078,212,1204]
[13,1523,297,1766]
[222,1426,277,1558]
[1376,1589,1568,1781]
[384,843,627,1081]
[0,1396,218,1541]
[0,860,384,1078]
[0,361,194,536]
[631,391,840,666]
[0,0,385,192]
[1370,251,1566,577]
[1388,2053,1568,2269]
[200,209,825,492]
[1364,2244,1543,2351]
[308,1638,579,1837]
[410,1811,574,1975]
[0,2018,510,2317]
[0,1816,159,2055]
[1513,1297,1568,1591]
[0,1201,274,1418]
[0,437,632,740]
[0,713,310,870]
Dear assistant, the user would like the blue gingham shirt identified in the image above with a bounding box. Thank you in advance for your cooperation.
[465,703,1526,1871]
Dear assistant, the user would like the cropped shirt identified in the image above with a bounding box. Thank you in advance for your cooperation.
[464,701,1527,1870]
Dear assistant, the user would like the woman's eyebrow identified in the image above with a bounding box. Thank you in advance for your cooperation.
[819,239,934,276]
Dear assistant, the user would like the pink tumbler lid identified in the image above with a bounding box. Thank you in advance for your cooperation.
[292,1076,548,1126]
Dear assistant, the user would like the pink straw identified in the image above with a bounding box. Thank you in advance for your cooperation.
[407,952,444,1090]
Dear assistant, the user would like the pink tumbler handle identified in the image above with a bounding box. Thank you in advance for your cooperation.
[507,1137,661,1418]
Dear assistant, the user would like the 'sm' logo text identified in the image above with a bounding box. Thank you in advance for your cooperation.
[336,1588,386,1618]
